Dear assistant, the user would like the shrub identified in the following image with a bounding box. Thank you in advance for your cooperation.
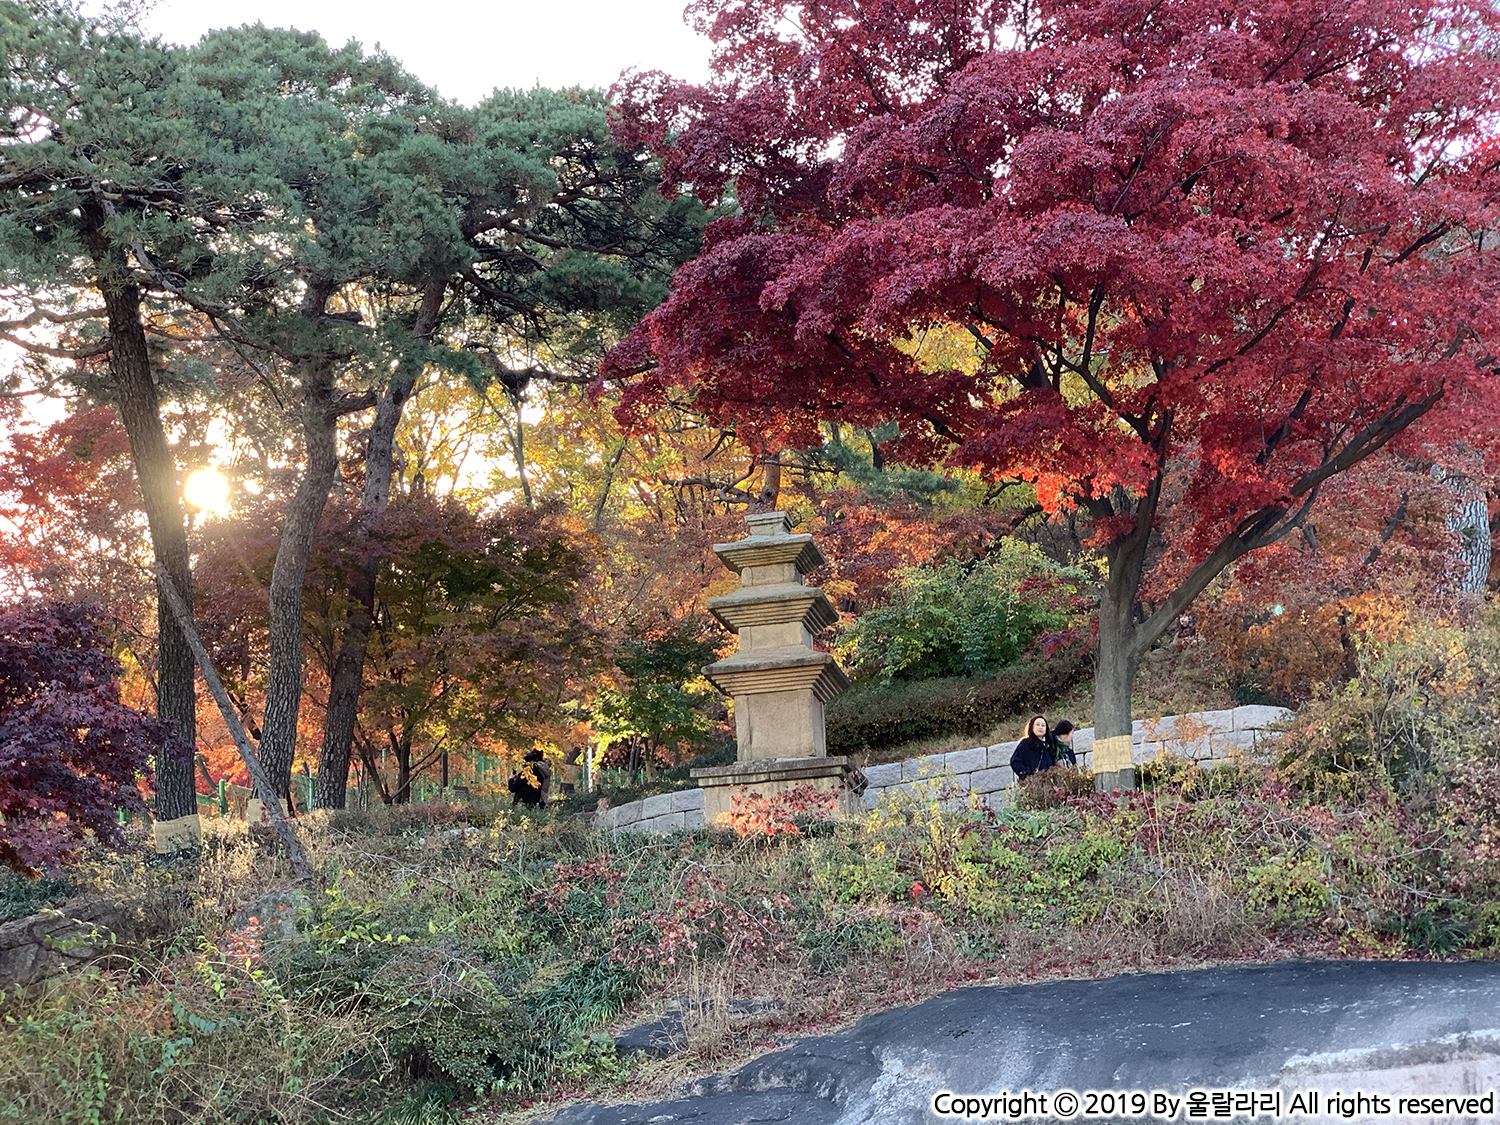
[0,947,383,1125]
[0,870,73,921]
[1276,618,1500,800]
[826,645,1092,756]
[0,601,166,875]
[723,784,843,840]
[837,542,1089,683]
[1014,765,1095,810]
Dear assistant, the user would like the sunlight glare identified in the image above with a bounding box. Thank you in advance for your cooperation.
[184,468,230,516]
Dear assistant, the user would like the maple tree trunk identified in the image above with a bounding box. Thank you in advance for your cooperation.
[315,283,444,809]
[1089,485,1159,793]
[1093,583,1143,793]
[750,453,782,512]
[259,356,342,800]
[85,228,197,822]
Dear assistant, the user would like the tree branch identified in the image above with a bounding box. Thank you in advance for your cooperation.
[153,562,314,884]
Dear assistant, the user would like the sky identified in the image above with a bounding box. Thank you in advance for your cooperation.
[143,0,714,105]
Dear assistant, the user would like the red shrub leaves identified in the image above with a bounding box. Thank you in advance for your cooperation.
[0,602,165,874]
[723,783,843,839]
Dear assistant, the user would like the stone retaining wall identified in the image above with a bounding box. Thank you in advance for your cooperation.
[597,786,708,834]
[596,705,1290,835]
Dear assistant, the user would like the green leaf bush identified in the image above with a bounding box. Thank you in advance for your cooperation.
[836,541,1089,683]
[825,645,1092,756]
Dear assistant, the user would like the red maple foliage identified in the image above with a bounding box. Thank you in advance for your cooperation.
[607,0,1500,773]
[0,602,165,875]
[0,407,148,607]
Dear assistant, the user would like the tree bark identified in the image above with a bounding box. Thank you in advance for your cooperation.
[154,564,314,884]
[1083,388,1443,792]
[258,352,344,800]
[82,217,197,821]
[750,454,782,512]
[393,734,413,804]
[1438,471,1492,594]
[1089,484,1157,792]
[314,283,445,809]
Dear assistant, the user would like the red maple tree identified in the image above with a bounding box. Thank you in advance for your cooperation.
[0,602,164,875]
[608,0,1500,786]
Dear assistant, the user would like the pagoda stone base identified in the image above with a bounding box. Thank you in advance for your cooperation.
[692,756,866,826]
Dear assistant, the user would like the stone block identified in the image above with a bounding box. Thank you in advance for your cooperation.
[683,808,706,830]
[695,756,863,825]
[730,686,828,759]
[1177,737,1213,762]
[1234,704,1290,731]
[970,766,1014,793]
[941,746,988,774]
[1209,730,1255,758]
[860,787,883,810]
[641,793,675,819]
[980,788,1014,811]
[671,788,706,813]
[1197,709,1239,734]
[1071,729,1094,753]
[901,756,937,781]
[1135,716,1174,743]
[987,742,1017,768]
[613,801,644,825]
[653,812,688,832]
[861,762,903,789]
[1251,727,1285,750]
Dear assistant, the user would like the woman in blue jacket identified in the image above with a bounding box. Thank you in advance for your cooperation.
[1010,715,1057,781]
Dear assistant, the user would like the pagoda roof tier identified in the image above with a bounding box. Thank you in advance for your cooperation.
[702,648,850,704]
[706,584,838,634]
[712,533,825,577]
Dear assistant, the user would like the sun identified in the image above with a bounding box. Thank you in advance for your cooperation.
[184,468,230,516]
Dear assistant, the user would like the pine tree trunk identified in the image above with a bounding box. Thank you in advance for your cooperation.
[314,283,444,809]
[258,356,343,800]
[84,224,197,821]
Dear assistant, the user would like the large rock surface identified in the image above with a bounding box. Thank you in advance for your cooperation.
[0,895,150,991]
[548,961,1500,1124]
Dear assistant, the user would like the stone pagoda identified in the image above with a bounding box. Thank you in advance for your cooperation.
[691,511,863,824]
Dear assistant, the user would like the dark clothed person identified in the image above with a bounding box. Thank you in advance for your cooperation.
[1011,715,1059,780]
[1052,720,1078,767]
[1010,734,1057,780]
[508,750,551,807]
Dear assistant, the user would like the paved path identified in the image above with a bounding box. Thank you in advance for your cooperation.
[546,961,1500,1124]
